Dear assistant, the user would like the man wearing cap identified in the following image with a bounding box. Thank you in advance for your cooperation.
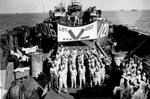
[70,63,77,88]
[100,63,105,83]
[78,47,83,57]
[54,58,60,68]
[64,47,70,57]
[138,62,143,71]
[56,52,60,59]
[78,54,84,65]
[59,45,64,56]
[78,63,86,88]
[58,64,67,93]
[129,58,135,68]
[89,63,95,87]
[64,56,69,72]
[136,70,142,81]
[72,47,77,56]
[50,62,58,89]
[94,66,101,86]
[91,47,97,55]
[72,47,77,63]
[81,52,84,65]
[85,47,90,59]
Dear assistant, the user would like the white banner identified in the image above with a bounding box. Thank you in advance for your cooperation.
[58,21,97,42]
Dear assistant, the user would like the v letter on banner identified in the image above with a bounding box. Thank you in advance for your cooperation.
[68,29,85,40]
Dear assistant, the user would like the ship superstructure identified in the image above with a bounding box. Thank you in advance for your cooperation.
[1,1,150,99]
[0,1,110,98]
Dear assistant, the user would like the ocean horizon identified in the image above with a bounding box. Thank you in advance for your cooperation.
[0,10,150,35]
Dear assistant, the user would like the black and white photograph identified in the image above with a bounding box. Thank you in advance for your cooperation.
[0,0,150,99]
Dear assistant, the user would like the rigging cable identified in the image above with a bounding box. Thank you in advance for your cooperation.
[125,36,150,59]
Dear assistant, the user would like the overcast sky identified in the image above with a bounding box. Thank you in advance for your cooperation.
[0,0,150,13]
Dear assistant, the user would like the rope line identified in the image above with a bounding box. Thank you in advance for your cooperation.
[125,36,150,59]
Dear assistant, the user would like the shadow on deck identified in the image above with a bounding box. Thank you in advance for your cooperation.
[44,85,115,99]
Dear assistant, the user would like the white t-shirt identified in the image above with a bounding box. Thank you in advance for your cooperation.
[70,68,77,76]
[79,66,85,77]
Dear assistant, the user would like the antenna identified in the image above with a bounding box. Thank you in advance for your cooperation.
[43,5,45,14]
[42,5,46,19]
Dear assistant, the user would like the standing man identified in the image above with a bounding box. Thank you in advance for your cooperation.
[50,62,58,89]
[72,47,77,64]
[64,47,70,57]
[94,66,101,86]
[58,64,67,93]
[89,62,95,87]
[100,62,106,83]
[78,63,86,88]
[70,63,77,88]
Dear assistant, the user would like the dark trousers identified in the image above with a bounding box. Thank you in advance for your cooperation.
[51,74,58,89]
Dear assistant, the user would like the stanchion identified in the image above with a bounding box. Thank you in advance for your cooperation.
[31,52,43,78]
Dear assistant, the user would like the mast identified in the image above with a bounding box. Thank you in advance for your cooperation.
[43,5,46,20]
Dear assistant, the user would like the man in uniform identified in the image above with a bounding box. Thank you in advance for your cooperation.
[59,45,64,56]
[78,62,86,88]
[58,64,67,93]
[94,66,101,86]
[72,47,77,64]
[64,47,70,57]
[50,62,58,89]
[91,47,97,56]
[70,63,77,88]
[85,47,90,59]
[89,61,95,87]
[78,47,83,56]
[100,62,106,83]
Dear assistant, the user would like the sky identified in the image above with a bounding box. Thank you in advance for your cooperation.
[0,0,150,13]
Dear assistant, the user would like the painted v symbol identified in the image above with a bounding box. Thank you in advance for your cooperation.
[68,29,85,40]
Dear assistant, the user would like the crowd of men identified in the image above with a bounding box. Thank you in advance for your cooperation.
[49,45,107,93]
[48,45,150,99]
[113,57,150,99]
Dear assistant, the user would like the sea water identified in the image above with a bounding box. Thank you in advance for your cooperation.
[0,13,48,34]
[102,10,150,33]
[0,10,150,35]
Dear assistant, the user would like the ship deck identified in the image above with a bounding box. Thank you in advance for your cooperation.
[44,85,115,99]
